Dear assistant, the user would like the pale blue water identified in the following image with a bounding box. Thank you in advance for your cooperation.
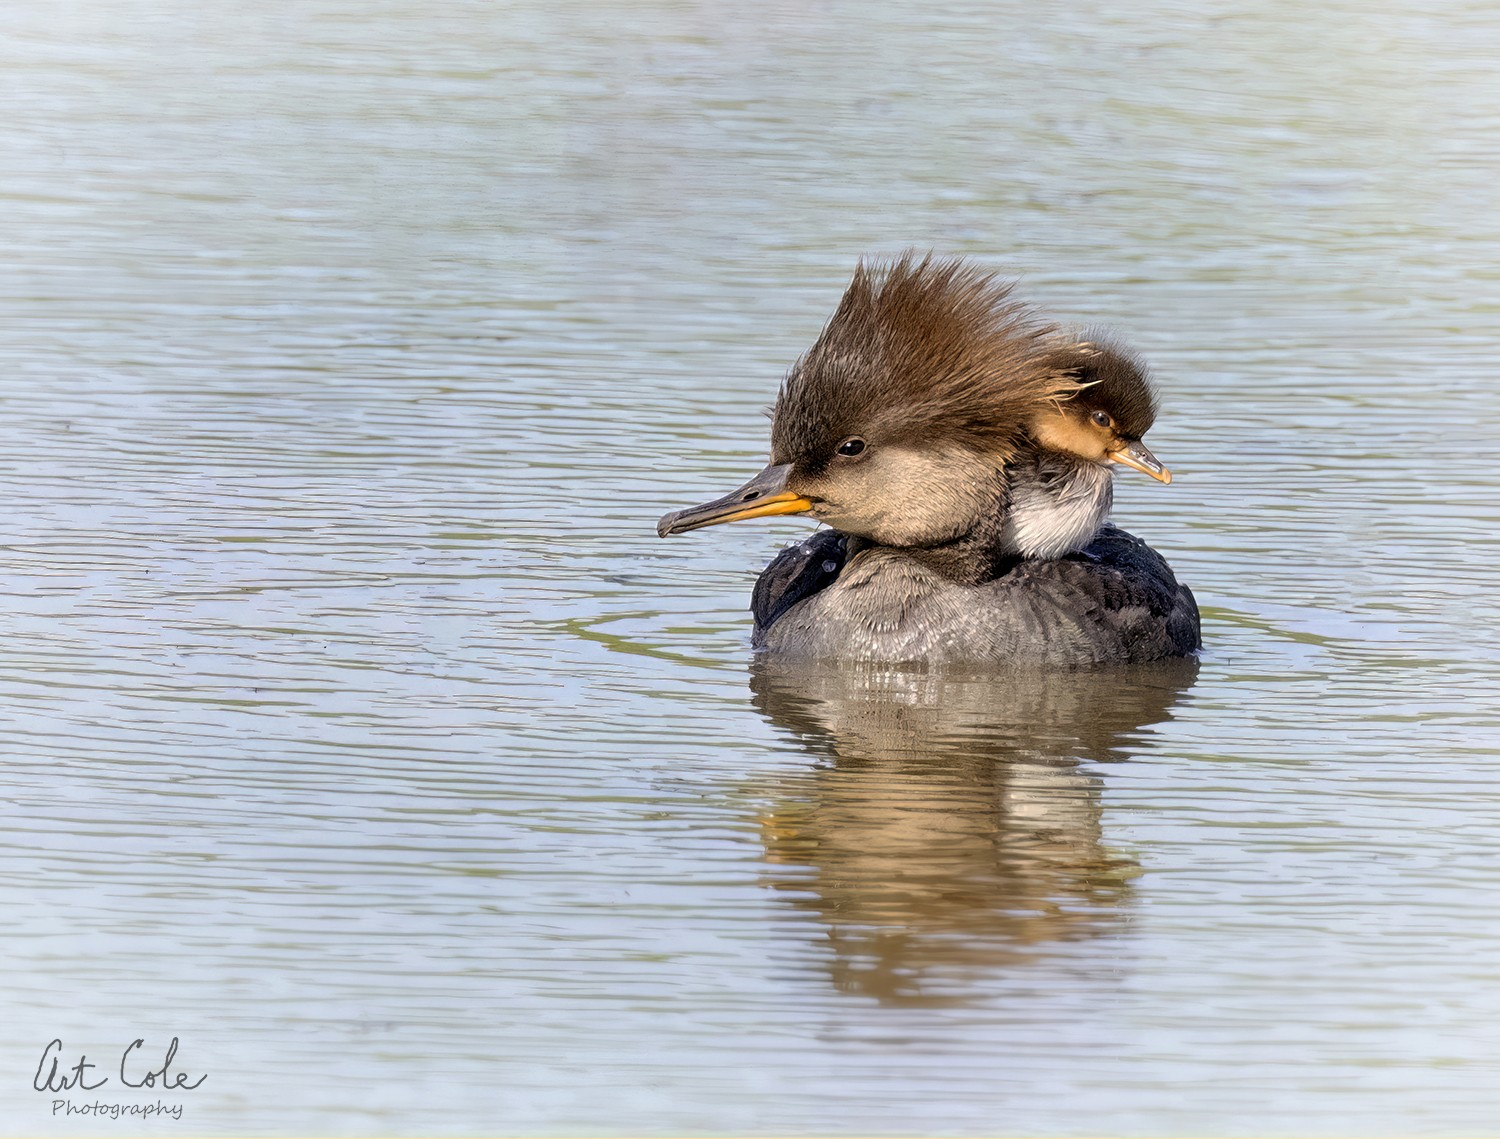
[3,0,1500,1134]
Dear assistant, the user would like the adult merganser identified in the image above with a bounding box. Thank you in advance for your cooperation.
[657,253,1200,665]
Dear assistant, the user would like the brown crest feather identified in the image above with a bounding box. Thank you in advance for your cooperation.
[770,253,1080,470]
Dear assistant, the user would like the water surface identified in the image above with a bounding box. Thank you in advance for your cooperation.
[3,0,1500,1134]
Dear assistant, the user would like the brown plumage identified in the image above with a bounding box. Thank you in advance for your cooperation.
[770,253,1080,473]
[1043,330,1159,442]
[654,251,1200,664]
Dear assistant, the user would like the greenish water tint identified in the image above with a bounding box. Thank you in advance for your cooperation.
[3,0,1500,1134]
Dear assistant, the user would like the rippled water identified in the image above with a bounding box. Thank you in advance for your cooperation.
[4,0,1500,1134]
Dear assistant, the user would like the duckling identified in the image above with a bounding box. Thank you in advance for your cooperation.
[657,253,1200,665]
[1002,334,1171,560]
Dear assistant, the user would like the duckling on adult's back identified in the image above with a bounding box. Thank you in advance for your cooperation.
[1002,332,1172,560]
[656,254,1201,666]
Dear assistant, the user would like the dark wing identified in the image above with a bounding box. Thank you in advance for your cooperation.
[998,524,1201,663]
[751,529,851,636]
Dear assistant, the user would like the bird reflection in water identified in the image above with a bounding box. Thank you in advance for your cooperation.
[749,658,1198,1006]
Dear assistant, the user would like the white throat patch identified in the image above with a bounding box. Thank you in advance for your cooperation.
[1001,454,1113,558]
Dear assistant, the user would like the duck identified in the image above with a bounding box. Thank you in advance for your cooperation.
[656,253,1201,666]
[744,333,1174,624]
[1002,332,1170,560]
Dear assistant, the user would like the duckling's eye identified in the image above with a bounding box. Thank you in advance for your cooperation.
[836,437,866,457]
[1091,410,1113,428]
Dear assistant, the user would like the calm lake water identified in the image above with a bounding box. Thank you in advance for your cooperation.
[3,0,1500,1134]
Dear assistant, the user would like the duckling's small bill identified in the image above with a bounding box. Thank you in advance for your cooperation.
[658,462,815,537]
[1108,440,1171,484]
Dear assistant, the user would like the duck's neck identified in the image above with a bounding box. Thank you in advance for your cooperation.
[874,453,1114,581]
[902,474,1016,585]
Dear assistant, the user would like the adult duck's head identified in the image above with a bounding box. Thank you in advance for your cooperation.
[658,253,1081,547]
[1028,333,1170,483]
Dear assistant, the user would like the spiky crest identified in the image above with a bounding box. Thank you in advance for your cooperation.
[770,253,1079,471]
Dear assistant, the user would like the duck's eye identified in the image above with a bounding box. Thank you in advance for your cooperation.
[1091,410,1113,428]
[836,437,866,457]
